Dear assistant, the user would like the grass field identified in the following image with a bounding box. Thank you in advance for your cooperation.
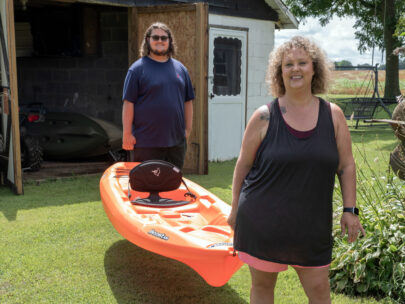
[1,70,403,303]
[329,69,405,96]
[0,124,401,304]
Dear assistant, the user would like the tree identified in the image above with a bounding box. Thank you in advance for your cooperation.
[285,0,405,98]
[335,60,353,66]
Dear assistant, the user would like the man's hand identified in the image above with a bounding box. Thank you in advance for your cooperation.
[122,133,136,150]
[185,128,191,139]
[340,213,366,243]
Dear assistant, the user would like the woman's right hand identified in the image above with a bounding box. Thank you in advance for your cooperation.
[122,133,136,150]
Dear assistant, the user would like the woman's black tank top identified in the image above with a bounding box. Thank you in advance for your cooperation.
[234,98,339,266]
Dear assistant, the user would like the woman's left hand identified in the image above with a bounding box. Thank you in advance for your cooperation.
[340,213,366,243]
[227,209,237,229]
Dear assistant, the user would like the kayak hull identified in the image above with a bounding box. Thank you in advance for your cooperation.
[100,162,243,287]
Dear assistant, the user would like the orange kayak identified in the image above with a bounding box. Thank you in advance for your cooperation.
[100,162,243,287]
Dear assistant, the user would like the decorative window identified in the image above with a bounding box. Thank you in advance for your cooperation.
[213,37,242,96]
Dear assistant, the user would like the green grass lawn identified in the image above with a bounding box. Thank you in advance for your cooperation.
[0,125,400,304]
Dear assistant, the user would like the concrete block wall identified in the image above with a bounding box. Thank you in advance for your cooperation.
[208,14,275,122]
[16,7,128,126]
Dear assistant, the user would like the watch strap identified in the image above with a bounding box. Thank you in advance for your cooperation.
[343,207,359,215]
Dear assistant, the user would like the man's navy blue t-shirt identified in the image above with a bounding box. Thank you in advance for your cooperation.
[122,56,195,148]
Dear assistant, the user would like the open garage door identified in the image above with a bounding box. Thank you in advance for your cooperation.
[128,3,208,174]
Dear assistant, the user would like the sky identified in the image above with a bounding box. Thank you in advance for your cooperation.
[274,16,385,66]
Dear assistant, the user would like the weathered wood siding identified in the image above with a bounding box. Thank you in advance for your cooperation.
[129,3,208,174]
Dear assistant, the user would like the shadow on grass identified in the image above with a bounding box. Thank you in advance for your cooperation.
[0,176,101,221]
[104,240,247,304]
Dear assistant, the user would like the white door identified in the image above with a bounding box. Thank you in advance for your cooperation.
[208,27,247,161]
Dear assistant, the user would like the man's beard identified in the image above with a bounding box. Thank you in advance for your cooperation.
[148,43,170,56]
[149,45,169,56]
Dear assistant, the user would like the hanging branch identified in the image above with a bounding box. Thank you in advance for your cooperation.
[393,46,405,55]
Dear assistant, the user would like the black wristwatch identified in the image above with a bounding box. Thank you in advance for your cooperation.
[343,207,359,215]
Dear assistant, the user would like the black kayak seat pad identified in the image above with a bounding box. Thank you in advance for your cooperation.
[128,160,195,207]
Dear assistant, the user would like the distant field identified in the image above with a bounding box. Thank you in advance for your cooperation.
[328,69,405,96]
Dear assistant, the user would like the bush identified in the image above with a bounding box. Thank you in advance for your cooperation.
[330,150,405,303]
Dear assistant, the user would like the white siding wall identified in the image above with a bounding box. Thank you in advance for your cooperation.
[209,14,275,122]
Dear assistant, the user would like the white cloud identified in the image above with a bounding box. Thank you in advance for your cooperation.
[275,17,384,66]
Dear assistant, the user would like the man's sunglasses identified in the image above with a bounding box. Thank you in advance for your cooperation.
[149,35,169,42]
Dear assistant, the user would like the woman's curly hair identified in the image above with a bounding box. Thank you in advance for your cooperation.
[266,36,333,97]
[140,22,177,58]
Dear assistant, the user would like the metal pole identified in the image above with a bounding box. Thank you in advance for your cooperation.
[373,64,378,98]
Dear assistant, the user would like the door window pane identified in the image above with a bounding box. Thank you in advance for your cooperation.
[213,37,241,96]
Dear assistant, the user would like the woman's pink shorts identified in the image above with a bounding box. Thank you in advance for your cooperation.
[238,252,330,273]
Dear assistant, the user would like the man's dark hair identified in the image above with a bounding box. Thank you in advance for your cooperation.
[140,22,177,58]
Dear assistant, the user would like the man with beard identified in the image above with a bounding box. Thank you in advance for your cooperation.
[122,22,194,169]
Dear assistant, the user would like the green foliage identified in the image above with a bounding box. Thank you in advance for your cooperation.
[335,60,353,67]
[394,14,405,38]
[330,148,405,303]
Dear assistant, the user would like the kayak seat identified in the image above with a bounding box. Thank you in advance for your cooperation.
[129,160,191,207]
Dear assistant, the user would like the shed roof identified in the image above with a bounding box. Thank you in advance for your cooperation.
[29,0,298,29]
[264,0,298,29]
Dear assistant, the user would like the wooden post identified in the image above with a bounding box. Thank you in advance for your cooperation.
[6,0,23,194]
[195,3,208,174]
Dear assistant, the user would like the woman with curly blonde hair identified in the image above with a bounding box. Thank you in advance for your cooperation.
[228,36,364,303]
[266,36,332,97]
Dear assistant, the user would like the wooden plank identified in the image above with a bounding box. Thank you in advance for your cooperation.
[6,0,23,194]
[195,2,208,174]
[364,119,405,126]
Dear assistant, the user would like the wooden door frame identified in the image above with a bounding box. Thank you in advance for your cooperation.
[1,0,23,194]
